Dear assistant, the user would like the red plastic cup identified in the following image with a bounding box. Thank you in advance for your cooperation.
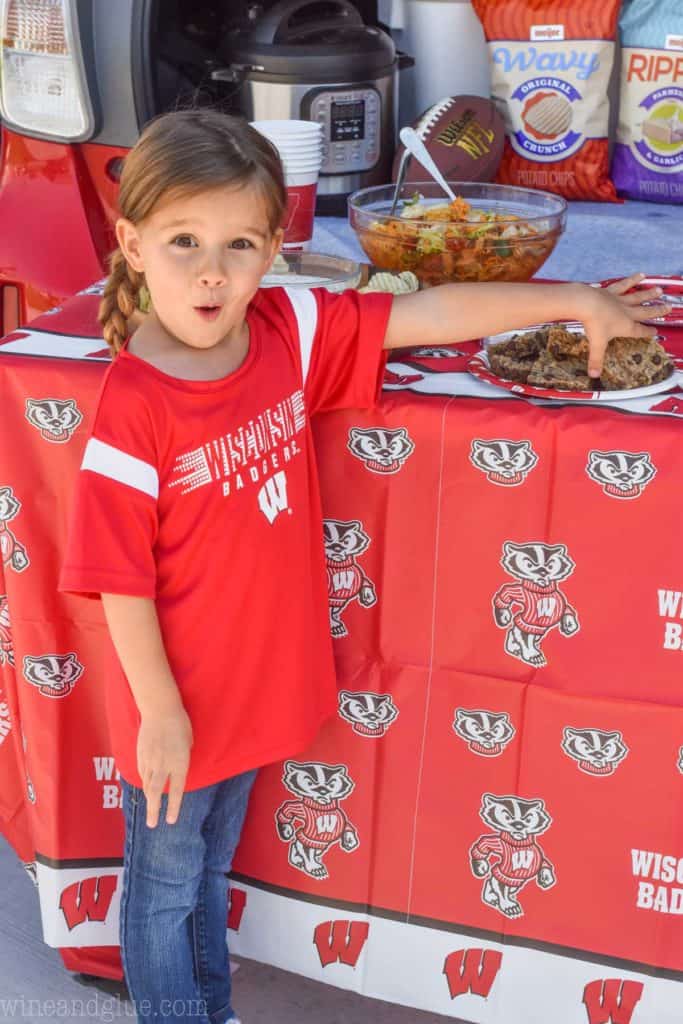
[281,168,318,251]
[251,120,323,251]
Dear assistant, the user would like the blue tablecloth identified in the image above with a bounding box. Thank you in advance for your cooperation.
[311,200,683,283]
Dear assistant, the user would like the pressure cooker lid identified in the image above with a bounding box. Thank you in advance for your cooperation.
[224,0,397,78]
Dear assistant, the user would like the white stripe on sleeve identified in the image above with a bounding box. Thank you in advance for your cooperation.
[81,438,159,499]
[283,287,318,387]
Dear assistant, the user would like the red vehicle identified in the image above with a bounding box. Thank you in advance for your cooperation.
[0,0,385,332]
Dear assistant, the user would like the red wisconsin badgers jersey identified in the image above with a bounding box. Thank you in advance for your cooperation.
[59,287,392,791]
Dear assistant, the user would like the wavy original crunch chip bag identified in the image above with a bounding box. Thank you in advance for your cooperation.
[612,0,683,204]
[472,1,619,201]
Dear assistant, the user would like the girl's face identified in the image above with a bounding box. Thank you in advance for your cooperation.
[116,183,282,349]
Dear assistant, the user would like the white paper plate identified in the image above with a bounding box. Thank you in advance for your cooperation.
[472,324,676,402]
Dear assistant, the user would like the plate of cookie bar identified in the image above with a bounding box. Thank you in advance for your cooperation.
[468,323,676,401]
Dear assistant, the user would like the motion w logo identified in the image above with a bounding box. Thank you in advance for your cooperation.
[443,948,502,999]
[511,849,534,871]
[583,980,644,1024]
[258,471,289,524]
[536,597,557,617]
[59,876,118,930]
[313,920,369,967]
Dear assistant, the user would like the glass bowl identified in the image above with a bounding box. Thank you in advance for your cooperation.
[261,251,362,292]
[348,182,567,287]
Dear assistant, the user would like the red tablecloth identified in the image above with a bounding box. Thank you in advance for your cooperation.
[1,289,682,1023]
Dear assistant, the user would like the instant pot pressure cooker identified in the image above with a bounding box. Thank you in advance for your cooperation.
[215,0,412,213]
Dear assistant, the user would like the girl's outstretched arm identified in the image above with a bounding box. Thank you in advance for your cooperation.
[383,274,670,377]
[101,593,193,829]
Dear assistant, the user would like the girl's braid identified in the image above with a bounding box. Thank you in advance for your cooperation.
[98,249,145,355]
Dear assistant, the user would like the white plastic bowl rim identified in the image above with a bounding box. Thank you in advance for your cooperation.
[252,119,322,134]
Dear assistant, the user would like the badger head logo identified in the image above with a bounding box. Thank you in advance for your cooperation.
[25,399,83,443]
[281,760,355,804]
[22,654,84,698]
[347,427,415,475]
[0,487,21,524]
[501,541,575,584]
[678,746,683,774]
[470,439,538,486]
[562,727,629,776]
[586,450,656,500]
[453,708,515,757]
[324,519,370,562]
[338,690,399,737]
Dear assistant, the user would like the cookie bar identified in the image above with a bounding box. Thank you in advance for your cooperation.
[601,337,673,390]
[546,325,589,360]
[527,348,594,391]
[487,344,537,382]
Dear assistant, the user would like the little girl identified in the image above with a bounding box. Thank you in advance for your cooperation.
[59,109,665,1024]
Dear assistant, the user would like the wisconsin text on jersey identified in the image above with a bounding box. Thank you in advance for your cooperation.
[170,389,306,497]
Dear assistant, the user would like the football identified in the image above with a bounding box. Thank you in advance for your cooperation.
[392,95,505,185]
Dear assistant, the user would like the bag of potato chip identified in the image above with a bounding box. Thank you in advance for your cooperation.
[612,0,683,204]
[473,0,619,200]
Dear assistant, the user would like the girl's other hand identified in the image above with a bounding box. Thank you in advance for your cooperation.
[581,274,672,378]
[137,703,193,828]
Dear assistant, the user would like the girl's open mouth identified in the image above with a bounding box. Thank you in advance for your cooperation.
[195,305,222,322]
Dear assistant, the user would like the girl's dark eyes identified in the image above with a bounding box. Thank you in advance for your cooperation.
[170,236,254,250]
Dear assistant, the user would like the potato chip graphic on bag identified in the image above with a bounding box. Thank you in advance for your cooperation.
[523,94,573,140]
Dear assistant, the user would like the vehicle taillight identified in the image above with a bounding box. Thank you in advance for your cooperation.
[0,0,94,140]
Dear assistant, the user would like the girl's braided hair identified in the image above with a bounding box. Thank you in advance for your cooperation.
[99,109,287,354]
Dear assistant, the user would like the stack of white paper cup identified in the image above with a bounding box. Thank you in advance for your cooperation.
[251,120,323,251]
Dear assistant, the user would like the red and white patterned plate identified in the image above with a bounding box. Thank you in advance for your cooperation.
[468,324,678,403]
[596,275,683,327]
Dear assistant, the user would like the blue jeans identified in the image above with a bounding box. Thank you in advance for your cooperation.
[119,770,257,1024]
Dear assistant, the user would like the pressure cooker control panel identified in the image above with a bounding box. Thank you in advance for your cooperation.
[305,87,381,174]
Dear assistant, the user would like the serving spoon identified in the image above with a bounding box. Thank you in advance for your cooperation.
[389,147,411,216]
[398,126,458,203]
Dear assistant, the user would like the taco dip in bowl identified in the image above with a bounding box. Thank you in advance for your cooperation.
[348,182,567,287]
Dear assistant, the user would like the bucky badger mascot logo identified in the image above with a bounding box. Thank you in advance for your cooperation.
[338,690,399,737]
[347,427,414,475]
[275,761,359,880]
[586,450,656,500]
[453,709,515,757]
[562,727,629,776]
[22,654,84,698]
[469,793,556,919]
[25,399,83,443]
[470,440,538,487]
[0,487,29,573]
[324,519,377,638]
[493,542,579,667]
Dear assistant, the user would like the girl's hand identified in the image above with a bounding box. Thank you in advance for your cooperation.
[137,703,193,828]
[581,274,671,378]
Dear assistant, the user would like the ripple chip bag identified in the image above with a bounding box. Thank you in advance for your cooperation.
[473,1,619,200]
[612,0,683,204]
